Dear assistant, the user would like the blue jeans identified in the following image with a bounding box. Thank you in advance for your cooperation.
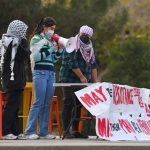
[25,70,55,136]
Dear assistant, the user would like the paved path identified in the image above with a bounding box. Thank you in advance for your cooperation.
[0,136,150,150]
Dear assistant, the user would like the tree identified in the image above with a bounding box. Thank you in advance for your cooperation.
[0,0,129,82]
[103,37,150,88]
[119,0,150,38]
[0,0,41,35]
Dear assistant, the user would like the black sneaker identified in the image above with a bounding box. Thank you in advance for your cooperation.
[72,132,88,139]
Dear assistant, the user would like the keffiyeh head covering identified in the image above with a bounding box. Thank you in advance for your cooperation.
[0,20,28,80]
[75,25,95,64]
[7,20,28,39]
[79,25,93,37]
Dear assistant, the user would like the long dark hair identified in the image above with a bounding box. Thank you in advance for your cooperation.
[30,17,56,39]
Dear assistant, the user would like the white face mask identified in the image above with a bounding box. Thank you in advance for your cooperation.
[46,29,54,38]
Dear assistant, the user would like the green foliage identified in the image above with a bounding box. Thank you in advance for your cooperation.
[95,4,128,71]
[0,0,41,36]
[96,5,127,42]
[40,0,118,37]
[0,0,42,82]
[1,0,124,82]
[120,0,150,38]
[103,37,150,88]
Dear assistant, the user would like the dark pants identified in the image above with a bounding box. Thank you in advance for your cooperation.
[2,90,23,136]
[62,86,82,133]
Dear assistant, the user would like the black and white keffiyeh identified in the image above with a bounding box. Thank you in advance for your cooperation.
[7,20,28,39]
[0,20,28,80]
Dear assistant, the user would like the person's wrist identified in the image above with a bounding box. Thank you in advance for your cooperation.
[93,79,99,83]
[79,75,85,80]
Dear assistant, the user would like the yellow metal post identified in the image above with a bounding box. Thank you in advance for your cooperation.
[23,82,33,132]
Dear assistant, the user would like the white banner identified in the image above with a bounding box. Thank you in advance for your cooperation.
[75,82,150,141]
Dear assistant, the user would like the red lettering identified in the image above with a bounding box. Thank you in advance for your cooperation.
[80,93,96,108]
[145,103,150,117]
[113,85,134,105]
[137,119,150,135]
[126,89,134,104]
[138,97,144,107]
[94,86,107,102]
[119,119,135,134]
[147,120,150,128]
[98,118,112,137]
[120,87,127,104]
[113,85,120,105]
[91,91,104,103]
[133,88,140,97]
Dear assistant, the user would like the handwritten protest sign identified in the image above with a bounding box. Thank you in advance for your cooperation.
[75,82,150,141]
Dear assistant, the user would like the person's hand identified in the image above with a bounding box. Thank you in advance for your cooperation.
[58,43,64,49]
[53,44,59,51]
[80,76,88,83]
[93,79,99,83]
[53,44,64,51]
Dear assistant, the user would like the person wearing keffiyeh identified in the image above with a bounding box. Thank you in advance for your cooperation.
[59,25,98,139]
[0,20,30,140]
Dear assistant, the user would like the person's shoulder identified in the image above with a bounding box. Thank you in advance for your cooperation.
[30,34,43,45]
[31,34,43,41]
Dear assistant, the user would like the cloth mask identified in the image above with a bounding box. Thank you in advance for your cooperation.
[46,30,54,38]
[79,34,90,44]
